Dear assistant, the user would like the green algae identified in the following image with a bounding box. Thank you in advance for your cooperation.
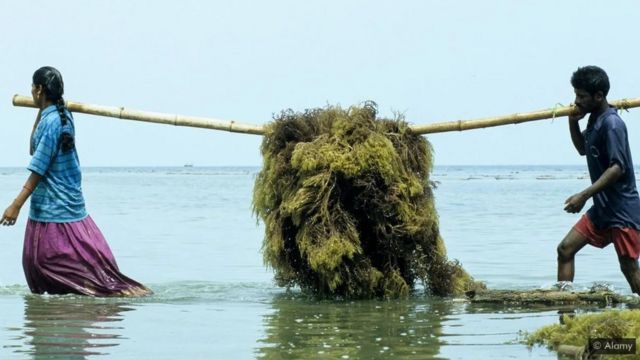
[526,309,640,359]
[252,102,482,298]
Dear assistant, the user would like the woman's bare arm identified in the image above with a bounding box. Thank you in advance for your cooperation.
[1,172,42,226]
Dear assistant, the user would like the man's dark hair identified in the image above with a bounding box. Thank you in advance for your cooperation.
[571,65,610,96]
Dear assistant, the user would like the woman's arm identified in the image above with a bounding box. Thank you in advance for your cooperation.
[1,172,42,226]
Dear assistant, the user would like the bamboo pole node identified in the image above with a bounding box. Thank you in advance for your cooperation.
[551,103,564,121]
[618,98,630,112]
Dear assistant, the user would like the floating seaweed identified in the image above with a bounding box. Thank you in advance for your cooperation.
[252,102,482,298]
[526,309,640,359]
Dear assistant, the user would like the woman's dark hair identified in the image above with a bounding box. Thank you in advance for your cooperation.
[32,66,75,152]
[570,65,610,97]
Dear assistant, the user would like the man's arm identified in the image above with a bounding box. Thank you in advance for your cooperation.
[569,116,586,156]
[564,163,623,213]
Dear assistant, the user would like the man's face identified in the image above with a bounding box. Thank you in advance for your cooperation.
[573,88,601,114]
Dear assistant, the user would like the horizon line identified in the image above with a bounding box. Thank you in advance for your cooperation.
[0,164,594,168]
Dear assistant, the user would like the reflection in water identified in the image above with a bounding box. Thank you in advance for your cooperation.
[11,295,134,359]
[256,294,598,359]
[463,302,607,327]
[256,294,453,359]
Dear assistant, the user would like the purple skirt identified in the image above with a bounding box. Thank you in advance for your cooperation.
[23,215,151,297]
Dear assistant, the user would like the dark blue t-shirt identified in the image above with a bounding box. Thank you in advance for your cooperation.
[584,107,640,230]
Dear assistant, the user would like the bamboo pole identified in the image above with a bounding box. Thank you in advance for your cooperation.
[410,97,640,134]
[11,95,265,135]
[12,94,640,136]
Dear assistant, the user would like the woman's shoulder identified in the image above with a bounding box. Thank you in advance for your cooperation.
[39,105,74,132]
[40,111,60,124]
[38,111,63,133]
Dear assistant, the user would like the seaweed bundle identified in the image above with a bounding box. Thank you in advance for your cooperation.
[253,102,482,298]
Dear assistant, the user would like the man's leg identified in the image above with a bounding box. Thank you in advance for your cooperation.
[618,256,640,295]
[557,229,589,281]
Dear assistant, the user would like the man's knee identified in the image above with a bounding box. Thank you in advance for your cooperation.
[557,230,588,261]
[557,242,574,261]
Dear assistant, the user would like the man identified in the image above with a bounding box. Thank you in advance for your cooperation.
[556,65,640,295]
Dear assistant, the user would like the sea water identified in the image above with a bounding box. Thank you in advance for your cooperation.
[0,165,636,359]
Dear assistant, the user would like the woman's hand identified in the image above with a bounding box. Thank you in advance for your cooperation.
[2,173,41,226]
[1,203,21,226]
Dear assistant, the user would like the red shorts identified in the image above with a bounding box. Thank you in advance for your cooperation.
[573,214,640,259]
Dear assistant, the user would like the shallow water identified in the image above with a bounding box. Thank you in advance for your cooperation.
[1,166,638,359]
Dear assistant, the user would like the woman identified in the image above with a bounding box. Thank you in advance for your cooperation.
[1,66,151,297]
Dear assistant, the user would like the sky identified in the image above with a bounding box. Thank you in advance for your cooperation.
[1,0,639,167]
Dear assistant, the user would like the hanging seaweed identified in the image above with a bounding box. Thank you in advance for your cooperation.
[253,102,482,298]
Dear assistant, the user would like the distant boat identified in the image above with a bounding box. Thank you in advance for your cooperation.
[536,175,555,180]
[183,163,194,168]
